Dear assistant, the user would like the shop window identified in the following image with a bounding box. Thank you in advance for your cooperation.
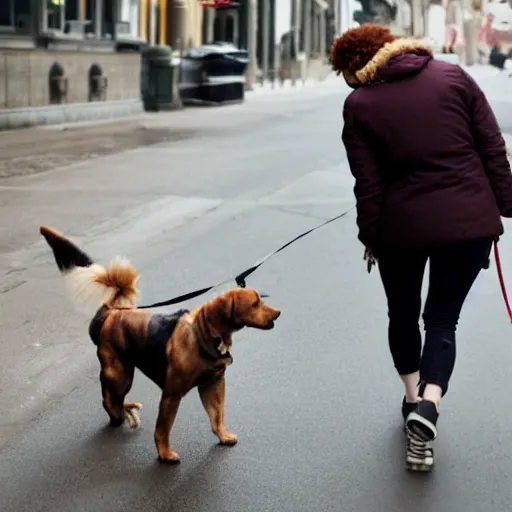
[0,0,32,33]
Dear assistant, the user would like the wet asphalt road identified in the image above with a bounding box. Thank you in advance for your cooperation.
[1,76,512,512]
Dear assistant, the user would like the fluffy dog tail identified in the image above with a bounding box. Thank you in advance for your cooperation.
[39,226,139,312]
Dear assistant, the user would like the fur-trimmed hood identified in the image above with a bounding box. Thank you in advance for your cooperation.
[355,38,433,84]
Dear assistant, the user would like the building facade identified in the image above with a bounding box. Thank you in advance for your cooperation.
[0,0,149,117]
[276,0,340,81]
[0,0,335,126]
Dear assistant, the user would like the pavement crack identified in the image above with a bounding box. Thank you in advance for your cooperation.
[265,204,334,221]
[5,267,27,276]
[0,280,27,294]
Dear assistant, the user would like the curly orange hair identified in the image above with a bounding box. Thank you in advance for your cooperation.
[330,24,397,76]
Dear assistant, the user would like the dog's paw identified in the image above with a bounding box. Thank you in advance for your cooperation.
[218,432,238,446]
[158,449,181,464]
[123,409,140,429]
[123,402,143,429]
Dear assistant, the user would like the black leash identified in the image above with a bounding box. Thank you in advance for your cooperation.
[138,205,355,309]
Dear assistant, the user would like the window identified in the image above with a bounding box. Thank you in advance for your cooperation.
[85,0,98,36]
[0,0,32,33]
[45,0,100,37]
[41,0,141,41]
[117,0,139,38]
[65,0,79,21]
[47,0,65,31]
[0,3,13,28]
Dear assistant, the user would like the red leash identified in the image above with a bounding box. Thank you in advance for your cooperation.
[494,239,512,324]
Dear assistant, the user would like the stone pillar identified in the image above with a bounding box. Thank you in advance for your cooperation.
[462,0,482,65]
[246,0,258,90]
[149,0,157,45]
[269,0,276,75]
[319,7,326,60]
[292,0,301,85]
[411,0,424,37]
[202,6,215,43]
[168,0,188,52]
[261,0,270,80]
[95,0,103,38]
[293,0,301,48]
[304,0,311,60]
[208,7,215,43]
[333,0,340,37]
[311,5,317,55]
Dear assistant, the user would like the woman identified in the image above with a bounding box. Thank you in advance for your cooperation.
[331,24,512,472]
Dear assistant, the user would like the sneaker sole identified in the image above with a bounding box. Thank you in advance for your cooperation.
[405,434,435,471]
[406,411,438,441]
[406,459,434,472]
[405,442,435,472]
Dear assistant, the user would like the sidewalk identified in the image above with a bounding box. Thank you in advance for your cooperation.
[0,121,197,179]
[247,75,337,95]
[503,133,512,153]
[0,77,341,179]
[464,64,512,103]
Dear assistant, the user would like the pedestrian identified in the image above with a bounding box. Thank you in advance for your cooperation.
[330,24,512,472]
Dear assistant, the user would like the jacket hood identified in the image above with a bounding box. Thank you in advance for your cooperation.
[355,39,433,84]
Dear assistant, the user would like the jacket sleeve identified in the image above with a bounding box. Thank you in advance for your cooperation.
[342,97,386,249]
[465,70,512,217]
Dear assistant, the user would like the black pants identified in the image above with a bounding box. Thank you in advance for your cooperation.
[377,238,493,396]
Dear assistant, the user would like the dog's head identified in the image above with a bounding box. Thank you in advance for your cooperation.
[204,288,280,342]
[225,287,281,330]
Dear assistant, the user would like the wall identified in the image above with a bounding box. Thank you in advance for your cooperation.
[0,49,141,109]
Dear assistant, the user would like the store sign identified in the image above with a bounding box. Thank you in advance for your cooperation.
[199,0,232,7]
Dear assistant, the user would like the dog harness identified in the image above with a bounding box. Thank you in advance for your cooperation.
[138,309,189,388]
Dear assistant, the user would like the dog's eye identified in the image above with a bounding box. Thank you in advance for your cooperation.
[252,301,259,308]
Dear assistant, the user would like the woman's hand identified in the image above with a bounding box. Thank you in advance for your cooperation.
[364,247,377,274]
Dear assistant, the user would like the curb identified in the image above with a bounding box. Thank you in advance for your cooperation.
[0,99,144,131]
[1,75,336,132]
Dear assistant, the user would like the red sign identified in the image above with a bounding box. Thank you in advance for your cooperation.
[199,0,231,7]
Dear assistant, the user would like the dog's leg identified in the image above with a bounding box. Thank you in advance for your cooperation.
[98,348,138,428]
[154,393,182,463]
[198,376,238,446]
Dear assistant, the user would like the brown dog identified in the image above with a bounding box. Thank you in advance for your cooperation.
[39,226,281,463]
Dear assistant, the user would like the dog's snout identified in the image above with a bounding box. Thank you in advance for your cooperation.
[269,309,281,321]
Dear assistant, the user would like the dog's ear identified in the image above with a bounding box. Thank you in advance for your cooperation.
[226,290,237,323]
[218,290,239,326]
[222,289,257,325]
[204,290,237,332]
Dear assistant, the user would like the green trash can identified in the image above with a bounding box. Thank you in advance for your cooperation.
[140,45,180,111]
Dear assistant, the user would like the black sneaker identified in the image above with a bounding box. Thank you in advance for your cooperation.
[401,397,418,423]
[406,400,438,440]
[405,401,438,472]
